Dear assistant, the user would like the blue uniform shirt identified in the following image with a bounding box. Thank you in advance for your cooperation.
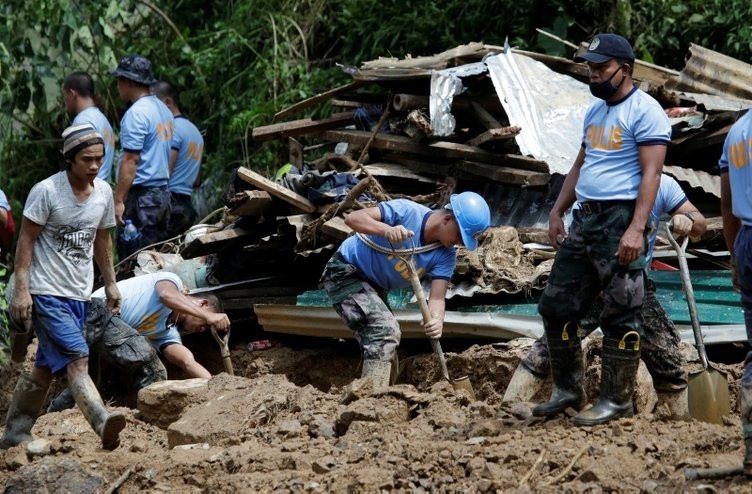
[338,199,456,290]
[719,110,752,225]
[118,95,174,187]
[576,87,672,201]
[168,116,204,196]
[73,106,116,182]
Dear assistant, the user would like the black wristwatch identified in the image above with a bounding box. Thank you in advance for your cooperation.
[683,212,695,223]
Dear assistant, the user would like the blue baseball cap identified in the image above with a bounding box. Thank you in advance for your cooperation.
[574,33,634,63]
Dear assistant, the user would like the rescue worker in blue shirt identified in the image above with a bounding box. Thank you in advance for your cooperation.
[504,174,706,420]
[63,71,116,183]
[110,54,175,260]
[151,81,204,238]
[321,192,490,387]
[719,108,752,476]
[534,33,672,426]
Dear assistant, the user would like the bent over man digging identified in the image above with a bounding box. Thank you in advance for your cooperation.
[321,193,490,387]
[1,124,125,450]
[533,33,672,426]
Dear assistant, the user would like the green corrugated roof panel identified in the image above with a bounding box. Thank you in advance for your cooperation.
[297,269,742,326]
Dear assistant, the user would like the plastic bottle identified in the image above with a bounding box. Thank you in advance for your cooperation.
[247,340,277,352]
[123,219,140,241]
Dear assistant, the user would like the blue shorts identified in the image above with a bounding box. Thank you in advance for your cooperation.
[148,324,182,353]
[32,295,89,374]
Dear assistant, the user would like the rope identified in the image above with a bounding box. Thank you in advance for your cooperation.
[355,232,441,255]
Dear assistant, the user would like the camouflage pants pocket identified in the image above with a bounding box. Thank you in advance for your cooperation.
[334,288,400,361]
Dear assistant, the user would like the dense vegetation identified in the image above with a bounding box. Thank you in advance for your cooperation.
[0,0,749,216]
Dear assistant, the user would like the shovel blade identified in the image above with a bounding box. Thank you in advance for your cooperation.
[450,376,476,401]
[688,369,730,424]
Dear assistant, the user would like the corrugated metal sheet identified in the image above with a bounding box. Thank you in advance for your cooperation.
[478,174,566,229]
[663,165,720,198]
[665,44,752,101]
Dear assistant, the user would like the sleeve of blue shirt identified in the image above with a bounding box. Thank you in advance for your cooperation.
[120,108,149,153]
[634,100,672,145]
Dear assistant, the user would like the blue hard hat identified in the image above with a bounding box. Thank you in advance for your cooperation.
[448,192,490,251]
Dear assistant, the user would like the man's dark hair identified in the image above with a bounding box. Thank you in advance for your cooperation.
[188,292,223,313]
[615,57,635,75]
[63,71,96,98]
[150,80,180,107]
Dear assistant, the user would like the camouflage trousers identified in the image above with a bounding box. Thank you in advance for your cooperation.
[523,279,687,391]
[48,298,168,411]
[538,203,647,342]
[734,227,752,427]
[167,192,197,239]
[117,185,171,260]
[321,252,400,361]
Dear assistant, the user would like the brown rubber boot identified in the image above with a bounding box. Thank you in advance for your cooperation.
[0,373,50,449]
[70,375,126,450]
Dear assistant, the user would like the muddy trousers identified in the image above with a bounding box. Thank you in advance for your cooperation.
[735,226,752,475]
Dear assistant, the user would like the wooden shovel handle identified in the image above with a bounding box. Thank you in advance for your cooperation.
[405,258,451,382]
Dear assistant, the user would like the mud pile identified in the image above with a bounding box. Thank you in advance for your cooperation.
[1,341,748,492]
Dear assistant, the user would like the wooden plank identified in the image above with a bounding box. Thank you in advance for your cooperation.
[464,126,521,147]
[317,129,549,172]
[252,111,356,142]
[456,161,550,186]
[469,101,502,130]
[365,162,436,184]
[321,216,353,241]
[181,227,255,259]
[273,81,364,122]
[236,166,316,213]
[228,190,273,217]
[288,137,304,169]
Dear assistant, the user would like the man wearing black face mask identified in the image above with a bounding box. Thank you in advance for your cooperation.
[533,33,672,426]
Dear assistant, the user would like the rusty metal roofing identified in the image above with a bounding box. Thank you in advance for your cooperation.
[665,44,752,101]
[663,164,720,198]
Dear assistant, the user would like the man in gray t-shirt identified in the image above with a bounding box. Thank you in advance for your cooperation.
[1,123,125,451]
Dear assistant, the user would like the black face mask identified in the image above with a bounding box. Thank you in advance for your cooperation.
[589,66,624,100]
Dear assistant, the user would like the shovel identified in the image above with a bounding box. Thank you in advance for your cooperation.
[666,225,730,423]
[210,326,234,375]
[405,259,475,400]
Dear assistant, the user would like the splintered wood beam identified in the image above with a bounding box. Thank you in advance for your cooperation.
[469,101,502,130]
[317,129,549,173]
[181,227,255,259]
[273,81,364,122]
[236,166,317,213]
[321,216,353,241]
[252,112,356,142]
[228,190,273,217]
[464,126,521,147]
[456,161,550,186]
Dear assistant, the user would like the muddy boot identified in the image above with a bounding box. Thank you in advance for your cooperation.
[0,373,50,449]
[503,362,546,403]
[573,333,640,426]
[361,359,392,388]
[47,387,76,413]
[70,375,126,450]
[532,335,586,417]
[390,353,400,385]
[655,388,690,421]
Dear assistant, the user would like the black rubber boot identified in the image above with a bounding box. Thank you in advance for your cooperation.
[573,333,640,426]
[532,326,586,417]
[0,373,50,449]
[70,375,126,450]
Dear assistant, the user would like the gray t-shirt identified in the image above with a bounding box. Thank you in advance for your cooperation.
[24,171,115,301]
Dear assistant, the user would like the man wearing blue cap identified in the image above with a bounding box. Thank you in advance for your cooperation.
[533,33,672,426]
[110,54,175,260]
[321,193,491,387]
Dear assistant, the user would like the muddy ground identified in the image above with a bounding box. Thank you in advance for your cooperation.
[1,334,750,493]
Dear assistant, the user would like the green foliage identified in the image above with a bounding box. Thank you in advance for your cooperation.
[0,0,749,216]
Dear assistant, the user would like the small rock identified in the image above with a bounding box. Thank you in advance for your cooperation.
[439,449,452,459]
[610,424,623,437]
[312,456,335,474]
[481,462,503,480]
[642,480,659,493]
[476,479,493,492]
[578,470,599,482]
[277,420,303,438]
[129,441,148,453]
[26,439,51,457]
[509,402,533,420]
[466,457,487,476]
[4,447,29,469]
[467,419,503,438]
[173,443,210,450]
[695,484,718,494]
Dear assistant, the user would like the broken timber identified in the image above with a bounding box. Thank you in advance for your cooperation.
[228,190,273,217]
[182,227,255,259]
[317,129,549,172]
[464,126,521,147]
[236,166,317,213]
[321,216,353,241]
[252,111,356,142]
[273,81,364,122]
[456,161,550,186]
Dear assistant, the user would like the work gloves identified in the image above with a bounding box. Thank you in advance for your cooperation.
[669,214,693,238]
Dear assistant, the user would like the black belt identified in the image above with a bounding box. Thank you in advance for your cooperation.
[579,200,635,215]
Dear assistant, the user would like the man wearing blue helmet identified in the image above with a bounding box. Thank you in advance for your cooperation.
[321,192,491,387]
